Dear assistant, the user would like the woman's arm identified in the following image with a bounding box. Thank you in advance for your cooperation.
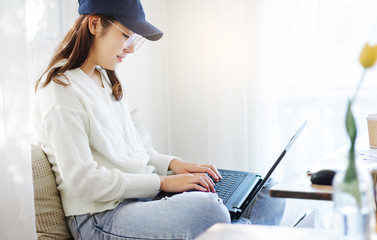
[42,104,160,201]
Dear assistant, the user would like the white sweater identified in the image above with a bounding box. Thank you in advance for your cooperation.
[33,67,175,216]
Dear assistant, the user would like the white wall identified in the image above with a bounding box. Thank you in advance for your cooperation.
[118,0,171,154]
[164,0,260,170]
[122,0,261,171]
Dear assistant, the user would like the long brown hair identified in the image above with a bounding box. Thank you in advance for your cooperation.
[35,14,123,101]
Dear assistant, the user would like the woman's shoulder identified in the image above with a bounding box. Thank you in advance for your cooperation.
[37,66,93,93]
[34,69,88,110]
[36,69,75,94]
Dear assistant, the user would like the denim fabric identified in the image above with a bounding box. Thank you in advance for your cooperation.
[241,178,286,225]
[67,192,230,240]
[67,179,286,239]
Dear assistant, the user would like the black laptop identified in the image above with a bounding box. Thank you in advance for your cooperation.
[154,121,306,219]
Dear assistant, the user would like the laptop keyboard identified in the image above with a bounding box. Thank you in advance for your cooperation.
[214,170,248,203]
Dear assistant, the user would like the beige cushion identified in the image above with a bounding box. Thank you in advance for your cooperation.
[31,140,73,240]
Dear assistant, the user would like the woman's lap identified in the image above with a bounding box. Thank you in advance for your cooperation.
[68,192,230,240]
[67,180,286,239]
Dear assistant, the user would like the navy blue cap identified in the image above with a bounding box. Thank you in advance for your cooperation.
[78,0,163,41]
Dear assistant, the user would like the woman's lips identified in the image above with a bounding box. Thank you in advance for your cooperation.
[117,55,125,62]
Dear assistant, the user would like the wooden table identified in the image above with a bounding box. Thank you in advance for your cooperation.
[269,143,377,201]
[267,138,377,230]
[270,172,333,200]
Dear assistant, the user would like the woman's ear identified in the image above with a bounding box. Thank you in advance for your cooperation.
[87,15,102,35]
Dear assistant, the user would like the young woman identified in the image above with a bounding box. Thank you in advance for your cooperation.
[33,0,284,239]
[33,1,231,239]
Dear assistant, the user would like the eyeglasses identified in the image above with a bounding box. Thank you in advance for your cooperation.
[107,20,145,51]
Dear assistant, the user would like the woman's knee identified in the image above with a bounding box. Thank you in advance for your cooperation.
[180,192,231,224]
[170,192,230,238]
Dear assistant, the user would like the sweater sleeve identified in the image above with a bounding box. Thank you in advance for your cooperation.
[43,104,161,202]
[147,149,177,175]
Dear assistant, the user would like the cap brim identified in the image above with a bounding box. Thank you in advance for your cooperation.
[116,18,163,41]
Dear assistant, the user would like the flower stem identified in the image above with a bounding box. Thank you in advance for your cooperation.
[343,150,362,209]
[351,69,366,103]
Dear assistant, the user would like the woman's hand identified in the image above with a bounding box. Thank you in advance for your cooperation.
[159,174,215,193]
[168,158,222,182]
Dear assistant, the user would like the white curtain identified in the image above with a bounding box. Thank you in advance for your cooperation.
[0,0,36,239]
[1,0,78,239]
[165,0,377,181]
[166,0,258,171]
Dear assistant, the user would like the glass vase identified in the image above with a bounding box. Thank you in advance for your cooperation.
[333,156,376,240]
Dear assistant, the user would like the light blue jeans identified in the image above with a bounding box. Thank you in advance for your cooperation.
[67,179,285,240]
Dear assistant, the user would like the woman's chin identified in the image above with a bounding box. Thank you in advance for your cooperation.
[102,63,119,71]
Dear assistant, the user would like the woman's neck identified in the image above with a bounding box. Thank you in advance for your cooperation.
[80,62,103,88]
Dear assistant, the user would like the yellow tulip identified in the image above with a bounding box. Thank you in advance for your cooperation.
[359,43,377,68]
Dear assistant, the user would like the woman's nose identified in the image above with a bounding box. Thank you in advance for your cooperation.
[124,45,135,53]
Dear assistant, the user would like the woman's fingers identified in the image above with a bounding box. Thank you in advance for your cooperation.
[189,184,207,192]
[193,174,215,192]
[207,165,222,180]
[159,174,218,193]
[171,160,222,183]
[196,165,221,182]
